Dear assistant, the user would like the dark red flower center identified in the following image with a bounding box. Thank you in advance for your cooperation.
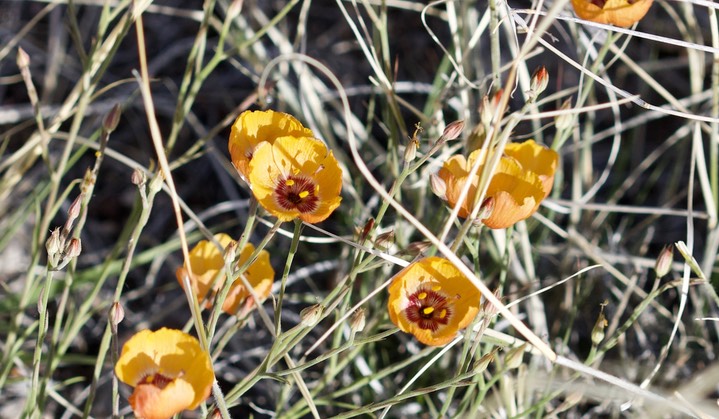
[404,286,453,332]
[274,175,319,214]
[140,373,174,389]
[589,0,638,7]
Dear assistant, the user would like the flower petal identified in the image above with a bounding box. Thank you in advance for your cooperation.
[222,243,275,314]
[176,234,233,308]
[570,0,653,27]
[228,110,313,180]
[503,140,558,198]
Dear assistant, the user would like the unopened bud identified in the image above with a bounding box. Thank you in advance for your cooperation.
[46,228,62,258]
[654,245,673,278]
[131,168,145,186]
[300,304,323,327]
[480,289,501,319]
[358,218,374,243]
[68,195,82,222]
[442,120,465,141]
[480,89,504,127]
[404,139,418,164]
[530,66,549,96]
[227,0,244,19]
[103,104,122,133]
[504,343,527,370]
[430,173,447,200]
[350,308,366,334]
[404,240,431,256]
[591,306,608,346]
[223,239,239,266]
[16,48,30,69]
[374,230,395,251]
[109,301,125,333]
[480,95,493,127]
[473,348,497,374]
[65,238,82,259]
[555,98,573,130]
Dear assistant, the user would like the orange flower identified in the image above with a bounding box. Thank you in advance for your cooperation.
[176,233,274,315]
[228,110,314,181]
[435,140,558,229]
[387,257,480,346]
[114,328,214,419]
[570,0,653,27]
[248,136,342,223]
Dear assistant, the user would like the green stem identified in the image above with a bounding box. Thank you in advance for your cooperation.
[275,220,304,334]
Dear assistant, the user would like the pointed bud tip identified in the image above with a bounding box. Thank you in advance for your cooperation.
[103,104,122,133]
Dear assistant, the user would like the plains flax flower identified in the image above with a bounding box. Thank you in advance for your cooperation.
[223,241,274,314]
[176,233,274,315]
[114,328,214,419]
[503,139,558,198]
[248,135,342,223]
[387,257,480,346]
[436,140,557,229]
[228,109,314,181]
[570,0,653,27]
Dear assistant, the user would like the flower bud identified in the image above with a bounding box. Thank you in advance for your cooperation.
[65,237,82,259]
[442,120,465,141]
[16,47,30,69]
[480,95,493,127]
[473,348,497,374]
[591,307,608,346]
[480,89,504,127]
[350,308,366,334]
[654,245,673,278]
[374,230,395,251]
[300,304,323,327]
[530,66,549,96]
[103,104,122,133]
[131,168,146,186]
[404,139,418,165]
[227,0,244,19]
[109,301,125,334]
[480,289,501,319]
[555,98,573,131]
[430,173,447,200]
[46,228,62,259]
[358,218,374,243]
[67,195,83,223]
[504,343,527,370]
[404,240,431,257]
[223,239,239,268]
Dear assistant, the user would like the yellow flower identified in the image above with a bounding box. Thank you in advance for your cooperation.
[114,328,214,419]
[248,135,342,223]
[228,110,314,181]
[176,233,274,315]
[503,139,558,198]
[570,0,653,27]
[387,257,480,346]
[436,140,558,229]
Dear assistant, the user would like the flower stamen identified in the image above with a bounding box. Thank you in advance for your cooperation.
[274,175,319,214]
